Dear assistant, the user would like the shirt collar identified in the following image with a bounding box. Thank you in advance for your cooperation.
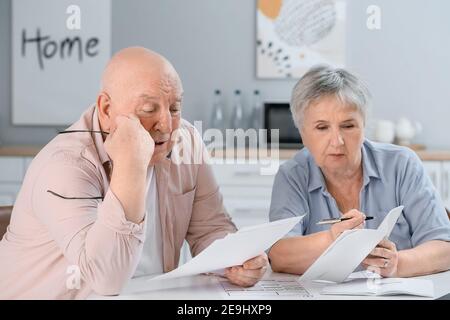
[307,154,326,193]
[307,139,382,193]
[361,139,382,186]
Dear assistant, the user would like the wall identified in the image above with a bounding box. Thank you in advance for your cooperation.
[1,0,450,148]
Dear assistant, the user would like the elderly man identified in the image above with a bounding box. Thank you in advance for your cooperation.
[0,47,267,299]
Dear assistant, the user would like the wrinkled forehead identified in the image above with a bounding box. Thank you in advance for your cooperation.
[134,70,183,99]
[103,49,183,94]
[305,96,362,118]
[158,70,183,95]
[111,66,183,104]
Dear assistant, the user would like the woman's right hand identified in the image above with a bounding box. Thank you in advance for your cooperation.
[329,209,366,241]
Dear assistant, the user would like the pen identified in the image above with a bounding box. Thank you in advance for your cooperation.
[316,216,374,225]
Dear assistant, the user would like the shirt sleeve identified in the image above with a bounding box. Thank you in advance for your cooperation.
[399,151,450,246]
[269,164,309,237]
[31,152,147,295]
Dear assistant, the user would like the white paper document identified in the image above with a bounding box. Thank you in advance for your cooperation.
[321,278,434,298]
[299,206,404,283]
[219,279,314,298]
[149,216,303,281]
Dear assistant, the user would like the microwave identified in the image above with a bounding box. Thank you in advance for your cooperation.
[264,103,303,149]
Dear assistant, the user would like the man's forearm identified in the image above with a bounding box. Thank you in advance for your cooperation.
[397,240,450,277]
[110,161,148,224]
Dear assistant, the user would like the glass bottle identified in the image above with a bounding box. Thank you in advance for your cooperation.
[249,90,263,130]
[209,89,225,132]
[230,90,245,129]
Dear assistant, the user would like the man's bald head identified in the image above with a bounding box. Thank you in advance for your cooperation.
[96,47,183,164]
[101,47,182,101]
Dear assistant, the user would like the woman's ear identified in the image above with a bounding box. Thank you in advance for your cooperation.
[97,92,112,130]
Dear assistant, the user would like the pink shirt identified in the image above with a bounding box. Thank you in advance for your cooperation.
[0,106,236,299]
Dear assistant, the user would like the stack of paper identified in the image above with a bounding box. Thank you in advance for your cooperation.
[321,278,434,298]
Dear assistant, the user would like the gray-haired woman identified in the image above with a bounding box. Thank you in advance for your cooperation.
[268,65,450,278]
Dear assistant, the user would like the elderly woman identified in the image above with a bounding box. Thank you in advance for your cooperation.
[268,65,450,278]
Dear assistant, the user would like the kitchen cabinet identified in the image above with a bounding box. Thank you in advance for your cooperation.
[440,162,450,209]
[423,161,450,209]
[0,157,33,206]
[210,161,281,228]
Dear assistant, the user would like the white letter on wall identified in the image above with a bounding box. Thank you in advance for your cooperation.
[366,5,381,30]
[66,5,81,30]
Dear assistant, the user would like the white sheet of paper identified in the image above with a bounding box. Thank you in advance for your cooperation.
[149,216,303,281]
[299,206,404,283]
[321,278,434,298]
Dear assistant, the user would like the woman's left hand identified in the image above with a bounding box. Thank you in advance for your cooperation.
[362,239,399,277]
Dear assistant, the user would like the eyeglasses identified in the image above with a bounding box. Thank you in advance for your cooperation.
[47,130,109,201]
[58,130,109,135]
[47,190,104,200]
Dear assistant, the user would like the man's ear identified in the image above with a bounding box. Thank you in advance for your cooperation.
[97,92,112,130]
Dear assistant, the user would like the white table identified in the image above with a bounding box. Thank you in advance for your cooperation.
[90,269,450,300]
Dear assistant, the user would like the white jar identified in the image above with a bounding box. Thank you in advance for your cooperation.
[374,120,395,143]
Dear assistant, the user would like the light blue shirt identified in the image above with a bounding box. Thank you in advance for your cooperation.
[269,139,450,250]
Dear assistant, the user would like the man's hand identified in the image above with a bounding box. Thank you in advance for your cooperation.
[362,238,398,277]
[329,209,366,241]
[224,253,268,287]
[105,114,154,224]
[104,113,155,169]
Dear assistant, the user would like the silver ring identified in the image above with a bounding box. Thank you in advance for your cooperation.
[383,259,389,268]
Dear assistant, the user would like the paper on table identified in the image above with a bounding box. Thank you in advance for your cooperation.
[321,278,434,298]
[149,216,303,281]
[299,206,404,283]
[346,270,382,280]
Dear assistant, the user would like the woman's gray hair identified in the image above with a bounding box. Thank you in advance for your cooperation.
[290,65,371,128]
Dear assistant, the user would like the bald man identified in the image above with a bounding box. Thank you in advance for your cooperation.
[0,47,267,299]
